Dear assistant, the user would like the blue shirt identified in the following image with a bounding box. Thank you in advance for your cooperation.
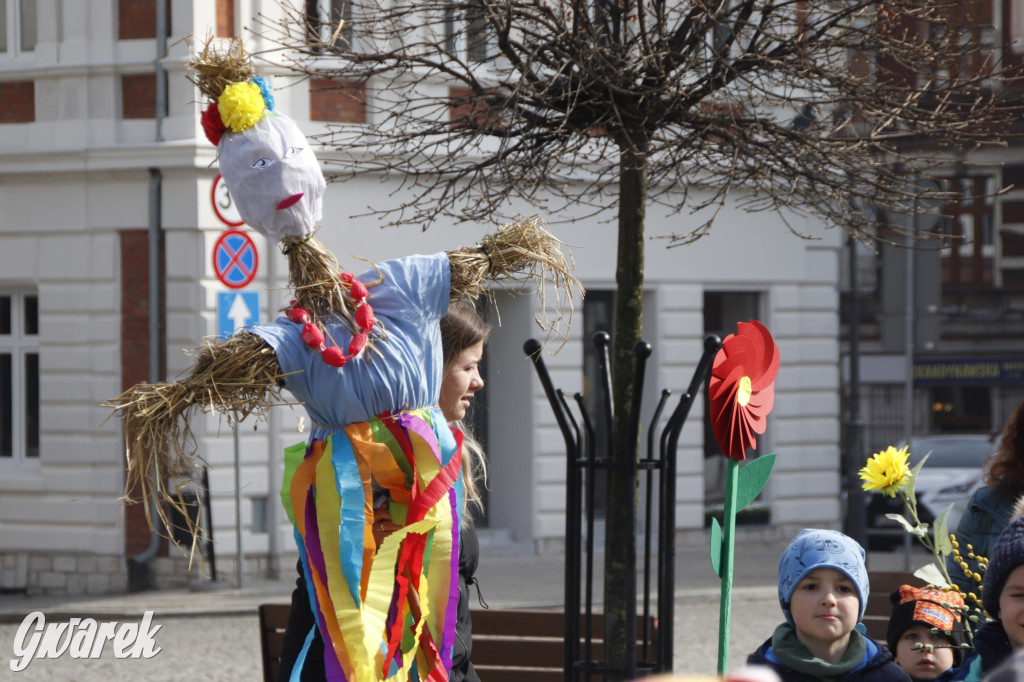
[251,252,450,440]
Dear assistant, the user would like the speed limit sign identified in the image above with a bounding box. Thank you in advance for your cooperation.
[211,173,245,227]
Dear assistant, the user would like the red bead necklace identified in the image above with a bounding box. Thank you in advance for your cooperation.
[285,271,376,368]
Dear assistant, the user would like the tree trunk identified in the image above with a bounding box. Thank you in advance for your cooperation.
[604,142,647,681]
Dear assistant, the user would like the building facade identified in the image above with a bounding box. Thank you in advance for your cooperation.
[0,0,844,596]
[843,0,1024,454]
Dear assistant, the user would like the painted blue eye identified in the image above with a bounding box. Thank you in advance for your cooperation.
[252,157,275,169]
[285,146,304,157]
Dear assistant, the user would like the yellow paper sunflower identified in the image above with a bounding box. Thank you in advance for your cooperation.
[859,445,911,497]
[218,81,265,133]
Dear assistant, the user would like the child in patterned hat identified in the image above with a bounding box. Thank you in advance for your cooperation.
[748,529,910,682]
[887,585,965,681]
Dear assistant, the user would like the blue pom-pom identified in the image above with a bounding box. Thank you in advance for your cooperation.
[250,76,275,112]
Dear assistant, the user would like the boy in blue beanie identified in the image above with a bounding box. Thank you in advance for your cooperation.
[748,529,910,682]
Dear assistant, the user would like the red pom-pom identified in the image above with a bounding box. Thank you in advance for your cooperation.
[288,306,311,324]
[301,323,325,349]
[321,347,347,367]
[348,333,368,358]
[348,280,369,303]
[201,101,227,145]
[355,303,374,333]
[338,272,355,284]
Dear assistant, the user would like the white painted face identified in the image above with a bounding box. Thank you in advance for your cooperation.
[217,114,326,243]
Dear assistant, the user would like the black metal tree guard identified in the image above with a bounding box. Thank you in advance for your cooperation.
[524,332,722,680]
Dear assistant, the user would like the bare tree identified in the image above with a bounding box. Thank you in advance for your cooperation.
[257,0,1019,676]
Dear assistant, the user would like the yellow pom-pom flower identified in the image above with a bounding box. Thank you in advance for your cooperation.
[218,81,266,133]
[859,445,911,497]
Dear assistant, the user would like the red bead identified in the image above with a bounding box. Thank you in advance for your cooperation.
[349,280,369,303]
[348,333,367,358]
[338,272,355,284]
[321,346,347,367]
[355,303,375,333]
[301,323,324,348]
[288,306,311,324]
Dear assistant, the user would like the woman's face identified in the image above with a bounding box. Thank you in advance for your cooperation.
[439,341,485,422]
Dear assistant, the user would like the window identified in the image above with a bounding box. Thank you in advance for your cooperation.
[940,175,996,288]
[581,290,615,519]
[444,0,492,63]
[0,290,39,461]
[306,0,353,49]
[0,0,36,57]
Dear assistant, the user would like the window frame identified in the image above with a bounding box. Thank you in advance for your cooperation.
[444,0,495,65]
[0,0,37,61]
[307,0,355,51]
[0,288,40,465]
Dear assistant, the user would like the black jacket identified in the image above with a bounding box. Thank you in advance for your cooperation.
[949,620,1013,682]
[277,524,481,682]
[748,633,911,682]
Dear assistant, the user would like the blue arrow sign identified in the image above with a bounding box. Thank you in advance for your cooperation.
[218,291,260,339]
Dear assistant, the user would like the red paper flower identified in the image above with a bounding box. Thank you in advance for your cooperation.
[201,101,227,145]
[708,320,779,461]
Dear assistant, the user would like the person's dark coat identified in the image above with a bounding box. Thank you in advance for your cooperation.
[949,620,1014,682]
[948,486,1016,594]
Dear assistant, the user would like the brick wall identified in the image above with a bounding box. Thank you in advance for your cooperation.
[0,81,35,124]
[217,0,235,37]
[449,87,501,129]
[122,74,157,119]
[310,78,367,123]
[120,229,167,557]
[118,0,172,40]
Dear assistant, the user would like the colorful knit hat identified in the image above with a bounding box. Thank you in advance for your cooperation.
[983,502,1024,616]
[886,585,966,665]
[777,528,869,624]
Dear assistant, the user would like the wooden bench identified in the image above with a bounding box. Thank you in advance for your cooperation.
[472,609,658,682]
[863,570,923,643]
[259,603,290,682]
[258,604,657,682]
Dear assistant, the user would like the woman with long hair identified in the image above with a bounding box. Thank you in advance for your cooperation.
[437,299,491,682]
[948,399,1024,593]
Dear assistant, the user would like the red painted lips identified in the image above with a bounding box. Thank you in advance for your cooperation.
[277,193,304,210]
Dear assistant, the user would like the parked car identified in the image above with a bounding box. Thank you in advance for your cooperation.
[866,434,995,549]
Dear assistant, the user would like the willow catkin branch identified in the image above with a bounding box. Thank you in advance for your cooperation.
[448,215,583,349]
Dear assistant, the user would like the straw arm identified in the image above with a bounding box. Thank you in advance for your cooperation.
[446,215,583,346]
[105,333,285,533]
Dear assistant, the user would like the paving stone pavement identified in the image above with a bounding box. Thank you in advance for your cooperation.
[0,540,930,680]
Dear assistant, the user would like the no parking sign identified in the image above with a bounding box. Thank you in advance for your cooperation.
[213,230,258,289]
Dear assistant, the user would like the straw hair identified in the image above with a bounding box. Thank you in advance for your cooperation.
[448,215,582,348]
[187,35,255,102]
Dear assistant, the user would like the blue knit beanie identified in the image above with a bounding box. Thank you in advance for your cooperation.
[983,510,1024,617]
[777,529,869,624]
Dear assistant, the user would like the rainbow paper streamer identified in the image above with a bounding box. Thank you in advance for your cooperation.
[284,409,463,681]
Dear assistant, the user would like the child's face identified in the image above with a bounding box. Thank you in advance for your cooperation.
[789,567,859,649]
[894,624,956,680]
[999,564,1024,649]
